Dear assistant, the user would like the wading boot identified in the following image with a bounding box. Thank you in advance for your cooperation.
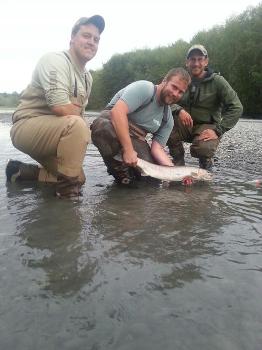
[199,157,214,171]
[55,174,83,200]
[6,160,39,183]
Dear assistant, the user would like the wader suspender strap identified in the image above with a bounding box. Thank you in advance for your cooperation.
[163,105,168,123]
[134,85,168,132]
[134,85,157,113]
[63,51,88,97]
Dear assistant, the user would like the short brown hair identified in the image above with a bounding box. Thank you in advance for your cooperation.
[164,67,191,84]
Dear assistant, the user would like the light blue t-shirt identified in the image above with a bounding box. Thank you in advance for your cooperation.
[106,80,174,146]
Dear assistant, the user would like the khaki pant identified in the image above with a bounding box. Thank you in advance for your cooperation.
[167,116,220,164]
[10,115,90,184]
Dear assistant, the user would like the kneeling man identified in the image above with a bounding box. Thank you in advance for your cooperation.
[91,68,191,185]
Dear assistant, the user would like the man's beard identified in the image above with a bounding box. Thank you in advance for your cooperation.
[159,87,177,105]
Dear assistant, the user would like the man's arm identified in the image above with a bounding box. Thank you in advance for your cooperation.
[151,140,173,166]
[36,52,86,117]
[177,109,193,127]
[51,103,81,117]
[175,109,218,141]
[111,100,137,166]
[216,76,243,135]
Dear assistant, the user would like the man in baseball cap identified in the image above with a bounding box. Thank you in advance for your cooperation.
[7,15,105,199]
[168,43,243,171]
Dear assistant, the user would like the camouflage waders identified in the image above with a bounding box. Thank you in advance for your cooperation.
[91,110,154,184]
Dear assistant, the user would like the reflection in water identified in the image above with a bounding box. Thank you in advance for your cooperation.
[91,182,233,289]
[6,184,97,297]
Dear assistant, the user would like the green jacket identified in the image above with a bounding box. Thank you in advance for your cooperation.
[172,69,243,136]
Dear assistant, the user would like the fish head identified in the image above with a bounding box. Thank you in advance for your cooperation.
[191,169,213,181]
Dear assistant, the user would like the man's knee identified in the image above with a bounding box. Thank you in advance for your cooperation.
[91,117,114,140]
[167,133,185,161]
[167,120,188,153]
[66,115,91,143]
[91,117,120,157]
[190,139,219,158]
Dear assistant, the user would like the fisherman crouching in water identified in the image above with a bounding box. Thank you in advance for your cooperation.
[167,45,243,170]
[91,68,191,186]
[6,15,105,199]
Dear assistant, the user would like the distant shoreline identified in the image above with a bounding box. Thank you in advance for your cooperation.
[0,110,100,119]
[0,109,261,120]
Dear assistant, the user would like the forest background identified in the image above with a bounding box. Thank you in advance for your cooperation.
[1,4,261,117]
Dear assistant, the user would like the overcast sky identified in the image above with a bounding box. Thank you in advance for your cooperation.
[1,0,261,92]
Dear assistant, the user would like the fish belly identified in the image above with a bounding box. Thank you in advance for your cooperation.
[136,158,195,182]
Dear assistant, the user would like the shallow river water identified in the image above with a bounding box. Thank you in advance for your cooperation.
[0,113,262,350]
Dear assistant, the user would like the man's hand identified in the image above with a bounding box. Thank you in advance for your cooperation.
[197,129,218,141]
[179,109,193,127]
[122,149,138,167]
[111,100,138,166]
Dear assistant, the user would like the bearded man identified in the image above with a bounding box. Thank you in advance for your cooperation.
[91,67,191,185]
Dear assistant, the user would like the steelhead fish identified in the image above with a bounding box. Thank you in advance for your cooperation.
[136,158,213,182]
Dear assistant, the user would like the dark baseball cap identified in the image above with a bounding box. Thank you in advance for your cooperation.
[71,15,105,36]
[186,44,208,58]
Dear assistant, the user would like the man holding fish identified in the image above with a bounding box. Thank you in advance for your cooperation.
[91,68,193,185]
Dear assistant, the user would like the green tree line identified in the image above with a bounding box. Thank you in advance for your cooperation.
[0,92,20,108]
[88,3,262,117]
[1,4,261,117]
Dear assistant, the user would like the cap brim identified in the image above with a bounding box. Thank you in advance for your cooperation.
[87,15,105,34]
[187,49,207,58]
